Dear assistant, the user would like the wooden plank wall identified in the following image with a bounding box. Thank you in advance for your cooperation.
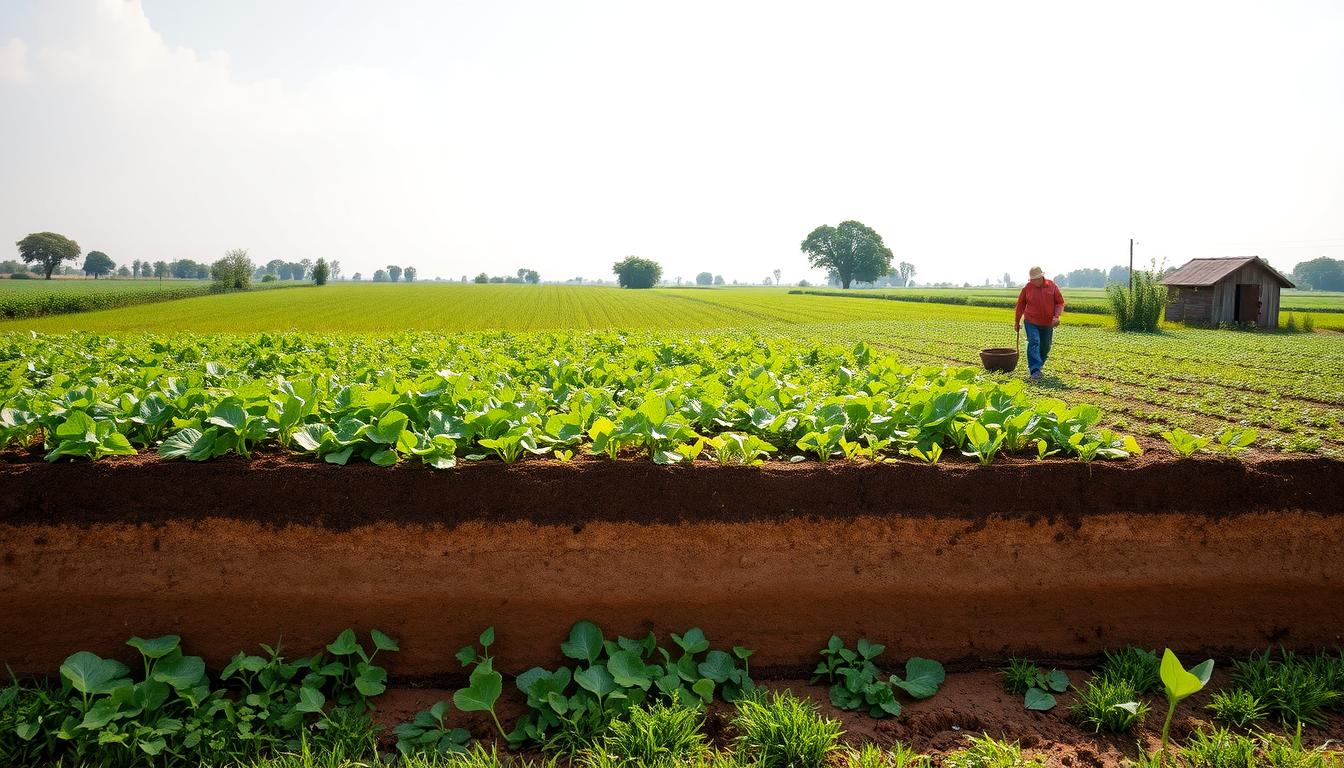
[1165,264,1283,326]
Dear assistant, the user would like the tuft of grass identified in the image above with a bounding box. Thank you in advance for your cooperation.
[731,690,843,768]
[1207,688,1268,728]
[1070,678,1148,733]
[1232,650,1338,728]
[941,735,1045,768]
[1098,646,1160,694]
[397,744,559,768]
[844,742,931,768]
[1000,658,1039,695]
[583,703,708,768]
[1180,726,1259,766]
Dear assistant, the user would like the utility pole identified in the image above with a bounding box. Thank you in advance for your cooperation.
[1129,238,1134,290]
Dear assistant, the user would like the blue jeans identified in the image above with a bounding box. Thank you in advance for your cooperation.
[1024,321,1054,375]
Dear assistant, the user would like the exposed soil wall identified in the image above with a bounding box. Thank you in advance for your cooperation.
[2,455,1342,678]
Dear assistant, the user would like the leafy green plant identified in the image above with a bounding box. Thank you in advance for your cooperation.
[1207,689,1267,728]
[1098,646,1161,694]
[1179,726,1258,766]
[507,621,753,751]
[1232,649,1337,728]
[731,689,842,768]
[1000,659,1068,711]
[1209,427,1256,458]
[454,628,508,739]
[941,735,1045,768]
[1070,677,1147,733]
[394,700,472,758]
[1161,428,1211,458]
[812,637,944,718]
[1157,649,1214,764]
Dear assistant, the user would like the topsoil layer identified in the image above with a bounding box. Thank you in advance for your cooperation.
[2,454,1342,678]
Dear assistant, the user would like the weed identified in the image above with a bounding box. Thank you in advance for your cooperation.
[1099,646,1161,694]
[999,659,1068,711]
[1070,678,1147,733]
[731,690,843,768]
[1232,650,1337,728]
[845,741,931,768]
[942,735,1045,768]
[812,636,944,718]
[584,702,708,768]
[1179,726,1258,767]
[1206,689,1267,728]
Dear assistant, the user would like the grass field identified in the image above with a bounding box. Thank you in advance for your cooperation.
[0,277,306,319]
[2,283,1340,457]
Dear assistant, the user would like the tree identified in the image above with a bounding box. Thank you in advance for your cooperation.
[763,276,773,286]
[352,272,363,281]
[211,249,254,291]
[116,265,130,278]
[1293,257,1344,291]
[897,261,916,287]
[373,269,389,282]
[265,259,285,277]
[153,261,169,281]
[288,262,307,281]
[473,272,489,284]
[131,259,143,278]
[387,265,403,282]
[312,258,330,286]
[330,260,342,280]
[299,259,314,279]
[695,272,714,286]
[16,232,81,279]
[800,221,893,289]
[82,251,115,279]
[773,269,781,286]
[612,256,662,289]
[522,269,539,284]
[1002,272,1013,288]
[404,266,417,282]
[713,274,725,285]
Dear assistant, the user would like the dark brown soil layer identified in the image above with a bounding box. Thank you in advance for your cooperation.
[3,455,1342,678]
[1,452,1340,529]
[373,673,1344,768]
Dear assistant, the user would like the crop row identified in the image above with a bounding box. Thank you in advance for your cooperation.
[0,331,1141,466]
[5,623,1342,767]
[0,280,303,320]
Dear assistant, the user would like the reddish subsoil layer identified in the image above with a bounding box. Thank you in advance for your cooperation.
[372,673,1344,768]
[2,455,1342,680]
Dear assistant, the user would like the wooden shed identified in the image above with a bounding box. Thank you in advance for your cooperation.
[1160,256,1294,327]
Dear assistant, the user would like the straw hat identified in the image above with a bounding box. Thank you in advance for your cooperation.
[1029,266,1044,279]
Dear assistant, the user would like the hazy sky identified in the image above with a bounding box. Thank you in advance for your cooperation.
[2,0,1342,284]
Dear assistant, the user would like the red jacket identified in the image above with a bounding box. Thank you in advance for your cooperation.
[1015,280,1065,326]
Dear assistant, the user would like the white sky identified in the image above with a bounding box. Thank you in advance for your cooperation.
[2,0,1342,285]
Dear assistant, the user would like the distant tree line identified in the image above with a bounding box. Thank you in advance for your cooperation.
[472,268,540,284]
[1293,257,1344,291]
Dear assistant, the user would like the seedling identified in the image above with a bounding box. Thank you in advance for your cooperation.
[1157,649,1214,765]
[813,637,944,718]
[1070,677,1147,733]
[1210,427,1256,458]
[1161,428,1210,458]
[393,699,471,757]
[1000,659,1068,711]
[453,627,508,739]
[1207,689,1267,728]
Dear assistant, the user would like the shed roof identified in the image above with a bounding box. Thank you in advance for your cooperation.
[1160,256,1295,288]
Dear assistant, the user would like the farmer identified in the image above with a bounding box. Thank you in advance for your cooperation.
[1014,266,1065,381]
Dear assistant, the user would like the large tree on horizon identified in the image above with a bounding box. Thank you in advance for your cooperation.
[82,251,115,279]
[16,232,81,279]
[800,221,893,289]
[612,256,662,289]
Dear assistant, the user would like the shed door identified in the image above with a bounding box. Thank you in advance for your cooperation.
[1235,284,1260,323]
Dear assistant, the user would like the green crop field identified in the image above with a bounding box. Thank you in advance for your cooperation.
[0,277,306,320]
[1,283,1341,458]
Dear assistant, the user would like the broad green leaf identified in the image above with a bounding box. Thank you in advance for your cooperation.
[151,654,206,690]
[1160,649,1213,702]
[607,650,652,690]
[574,665,616,698]
[672,628,709,654]
[1024,687,1056,711]
[691,678,715,702]
[327,629,359,656]
[453,665,502,712]
[295,686,325,714]
[857,638,884,660]
[371,629,400,652]
[697,650,735,684]
[127,635,181,659]
[60,652,131,695]
[561,621,604,664]
[891,657,945,699]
